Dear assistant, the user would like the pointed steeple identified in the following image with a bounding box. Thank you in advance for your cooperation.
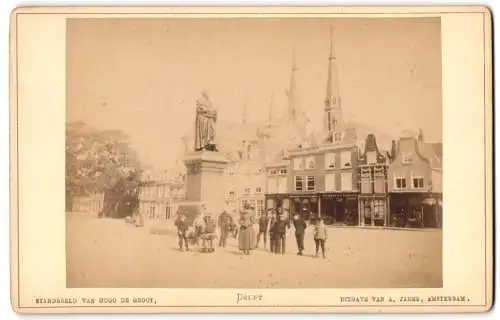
[324,27,343,133]
[286,46,300,125]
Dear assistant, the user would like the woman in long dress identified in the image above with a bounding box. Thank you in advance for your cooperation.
[238,208,256,255]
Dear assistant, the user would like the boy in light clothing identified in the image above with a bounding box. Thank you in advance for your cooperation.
[313,218,328,259]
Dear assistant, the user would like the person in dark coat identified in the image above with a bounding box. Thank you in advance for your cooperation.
[218,210,233,248]
[293,212,307,255]
[238,206,256,255]
[255,212,269,249]
[174,213,189,251]
[274,214,290,254]
[268,210,277,252]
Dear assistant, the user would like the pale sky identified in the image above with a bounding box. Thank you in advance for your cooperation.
[67,17,442,170]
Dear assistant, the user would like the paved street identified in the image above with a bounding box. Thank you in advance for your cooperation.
[66,212,442,288]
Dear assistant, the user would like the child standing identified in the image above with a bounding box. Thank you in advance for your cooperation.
[313,218,328,259]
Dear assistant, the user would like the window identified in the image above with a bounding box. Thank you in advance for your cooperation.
[256,200,264,216]
[325,173,336,191]
[306,156,316,169]
[279,168,288,175]
[374,177,386,193]
[395,177,407,189]
[361,175,372,194]
[341,172,352,191]
[412,177,424,189]
[325,152,336,169]
[341,151,352,168]
[244,187,251,194]
[269,169,278,176]
[402,153,413,164]
[294,176,304,192]
[293,158,303,170]
[228,191,235,199]
[373,200,385,219]
[255,187,262,193]
[306,176,315,191]
[367,151,377,164]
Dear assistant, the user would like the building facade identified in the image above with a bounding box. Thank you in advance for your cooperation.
[357,134,390,226]
[387,130,443,228]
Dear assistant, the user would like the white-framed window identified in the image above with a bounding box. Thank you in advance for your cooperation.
[341,172,353,191]
[293,157,303,170]
[306,176,315,191]
[294,176,304,191]
[279,168,288,175]
[306,156,316,169]
[256,200,264,216]
[325,152,336,169]
[374,177,386,193]
[402,153,413,164]
[255,187,262,193]
[269,169,278,176]
[325,173,336,191]
[244,187,251,194]
[341,151,352,168]
[412,177,424,189]
[367,151,377,164]
[395,177,407,189]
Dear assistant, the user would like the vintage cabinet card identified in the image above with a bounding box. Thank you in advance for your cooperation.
[9,5,493,314]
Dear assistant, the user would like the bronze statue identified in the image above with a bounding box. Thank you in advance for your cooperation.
[194,91,218,152]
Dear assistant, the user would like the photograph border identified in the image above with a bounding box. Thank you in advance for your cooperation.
[9,5,493,314]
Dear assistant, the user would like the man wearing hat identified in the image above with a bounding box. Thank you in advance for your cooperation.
[293,208,308,255]
[217,207,233,248]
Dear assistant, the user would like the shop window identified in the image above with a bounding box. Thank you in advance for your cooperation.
[373,200,385,219]
[395,177,407,189]
[256,200,264,215]
[294,176,304,192]
[412,177,424,189]
[341,151,352,168]
[325,173,336,191]
[325,152,336,169]
[306,176,315,191]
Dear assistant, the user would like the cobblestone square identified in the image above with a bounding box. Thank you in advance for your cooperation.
[66,213,442,288]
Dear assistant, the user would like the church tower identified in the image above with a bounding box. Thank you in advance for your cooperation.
[324,28,343,134]
[286,47,301,125]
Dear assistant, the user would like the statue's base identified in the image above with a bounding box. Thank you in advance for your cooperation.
[183,150,229,216]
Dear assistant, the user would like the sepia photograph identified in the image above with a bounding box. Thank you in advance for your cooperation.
[65,17,443,289]
[10,6,492,314]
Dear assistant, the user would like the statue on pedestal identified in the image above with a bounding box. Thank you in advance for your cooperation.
[194,90,218,152]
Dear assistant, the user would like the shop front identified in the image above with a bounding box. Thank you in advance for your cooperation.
[358,195,389,227]
[265,193,291,214]
[319,192,359,225]
[389,192,442,228]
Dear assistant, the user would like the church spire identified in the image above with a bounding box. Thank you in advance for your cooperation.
[324,27,343,133]
[286,46,300,125]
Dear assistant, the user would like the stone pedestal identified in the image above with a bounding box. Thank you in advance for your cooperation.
[178,151,229,219]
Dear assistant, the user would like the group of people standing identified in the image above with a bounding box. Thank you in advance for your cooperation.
[175,203,329,259]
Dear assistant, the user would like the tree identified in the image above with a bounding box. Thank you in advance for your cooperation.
[66,121,142,216]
